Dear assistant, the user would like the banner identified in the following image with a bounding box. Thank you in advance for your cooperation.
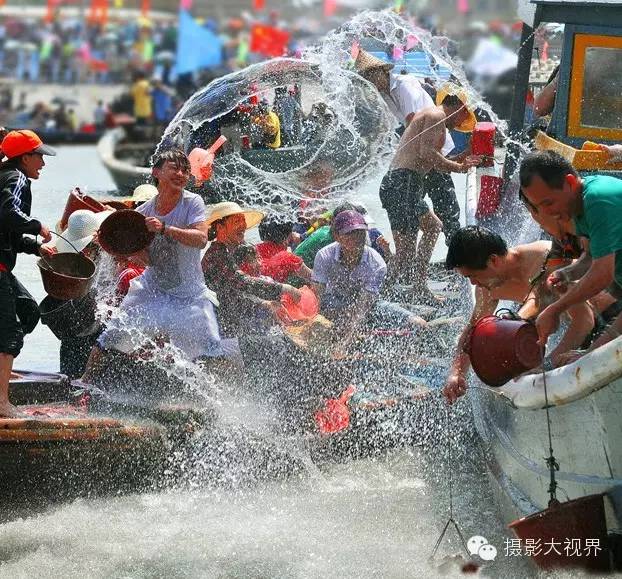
[249,24,289,58]
[175,10,223,75]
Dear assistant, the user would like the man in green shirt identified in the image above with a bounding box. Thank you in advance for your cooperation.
[520,150,622,347]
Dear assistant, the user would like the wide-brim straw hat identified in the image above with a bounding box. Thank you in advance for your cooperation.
[54,209,114,253]
[205,201,264,230]
[354,49,394,77]
[131,183,158,203]
[435,82,478,133]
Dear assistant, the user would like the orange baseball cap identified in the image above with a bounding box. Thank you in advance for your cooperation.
[1,129,56,159]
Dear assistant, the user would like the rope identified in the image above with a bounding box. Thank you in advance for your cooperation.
[540,346,560,506]
[430,405,469,560]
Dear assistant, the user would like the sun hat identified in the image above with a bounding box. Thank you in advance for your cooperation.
[435,82,477,133]
[1,129,56,159]
[131,183,158,203]
[333,210,368,235]
[54,209,114,253]
[205,201,264,230]
[354,49,394,76]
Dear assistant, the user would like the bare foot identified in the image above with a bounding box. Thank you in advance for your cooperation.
[0,402,26,418]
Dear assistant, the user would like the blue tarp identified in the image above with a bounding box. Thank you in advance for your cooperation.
[368,51,452,80]
[175,10,223,75]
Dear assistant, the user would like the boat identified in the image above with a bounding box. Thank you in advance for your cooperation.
[97,127,153,194]
[2,370,168,500]
[465,0,622,570]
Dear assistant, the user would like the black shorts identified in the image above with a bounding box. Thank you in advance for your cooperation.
[0,271,24,358]
[379,168,430,233]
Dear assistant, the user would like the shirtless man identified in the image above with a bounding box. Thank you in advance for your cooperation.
[379,89,480,300]
[442,226,594,403]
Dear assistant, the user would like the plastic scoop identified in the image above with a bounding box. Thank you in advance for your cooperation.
[188,135,227,185]
[280,285,319,322]
[314,385,356,435]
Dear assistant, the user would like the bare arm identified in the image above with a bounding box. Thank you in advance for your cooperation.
[444,287,498,403]
[536,254,615,345]
[295,262,313,281]
[549,301,594,364]
[146,217,208,249]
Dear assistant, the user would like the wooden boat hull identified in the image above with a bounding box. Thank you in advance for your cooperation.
[97,128,152,194]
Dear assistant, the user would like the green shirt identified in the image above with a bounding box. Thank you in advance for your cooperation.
[294,226,333,267]
[574,175,622,284]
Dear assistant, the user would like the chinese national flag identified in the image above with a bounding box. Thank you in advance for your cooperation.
[252,0,265,11]
[249,24,290,57]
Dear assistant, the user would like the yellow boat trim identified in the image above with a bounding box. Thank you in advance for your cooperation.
[535,131,622,171]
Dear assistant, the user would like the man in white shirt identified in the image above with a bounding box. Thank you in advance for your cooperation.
[355,50,464,252]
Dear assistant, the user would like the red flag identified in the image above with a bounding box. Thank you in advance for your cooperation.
[252,0,265,11]
[323,0,336,17]
[249,24,290,57]
[141,0,149,16]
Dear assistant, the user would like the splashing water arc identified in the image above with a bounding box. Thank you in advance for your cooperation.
[156,58,396,215]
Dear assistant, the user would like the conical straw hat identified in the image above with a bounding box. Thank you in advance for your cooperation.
[355,49,394,76]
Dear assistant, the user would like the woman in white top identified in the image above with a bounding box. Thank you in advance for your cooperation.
[81,149,234,383]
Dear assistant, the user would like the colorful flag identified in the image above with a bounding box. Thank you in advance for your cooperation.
[175,10,223,74]
[324,0,336,17]
[457,0,470,14]
[249,24,290,58]
[180,0,193,9]
[141,0,149,16]
[252,0,265,10]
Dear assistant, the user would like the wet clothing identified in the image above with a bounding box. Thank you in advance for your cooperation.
[0,166,41,357]
[256,241,303,283]
[313,242,387,313]
[574,175,622,285]
[423,170,461,245]
[202,241,283,336]
[0,167,41,271]
[99,191,227,360]
[295,226,333,267]
[295,225,389,267]
[379,168,429,233]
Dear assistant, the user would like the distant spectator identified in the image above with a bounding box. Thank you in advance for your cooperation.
[94,100,107,129]
[151,79,174,126]
[131,71,152,125]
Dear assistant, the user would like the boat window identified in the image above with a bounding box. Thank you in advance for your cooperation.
[568,33,622,141]
[580,47,622,130]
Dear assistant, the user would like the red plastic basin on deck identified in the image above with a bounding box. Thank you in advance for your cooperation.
[472,121,496,161]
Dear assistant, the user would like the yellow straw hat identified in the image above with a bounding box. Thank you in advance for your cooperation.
[435,82,477,133]
[205,201,264,230]
[354,49,394,76]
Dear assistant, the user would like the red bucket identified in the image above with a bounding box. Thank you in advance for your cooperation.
[472,121,496,166]
[476,175,503,218]
[467,315,541,386]
[59,190,107,231]
[509,494,610,572]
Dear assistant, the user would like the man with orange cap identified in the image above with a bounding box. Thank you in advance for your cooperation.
[0,129,56,417]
